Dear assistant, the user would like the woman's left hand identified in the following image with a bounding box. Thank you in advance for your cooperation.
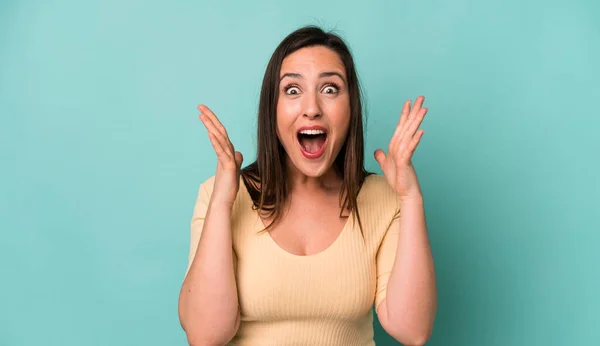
[374,95,428,201]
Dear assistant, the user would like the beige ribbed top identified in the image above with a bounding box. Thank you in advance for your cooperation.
[186,174,401,346]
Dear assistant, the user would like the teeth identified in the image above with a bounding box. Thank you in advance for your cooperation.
[299,129,325,135]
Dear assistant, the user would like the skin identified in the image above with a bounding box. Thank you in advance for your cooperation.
[178,104,242,346]
[276,46,350,186]
[266,46,353,253]
[180,45,437,346]
[373,96,438,345]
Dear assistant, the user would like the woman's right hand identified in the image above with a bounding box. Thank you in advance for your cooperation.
[198,104,243,207]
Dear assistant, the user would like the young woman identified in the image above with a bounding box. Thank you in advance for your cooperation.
[178,26,437,346]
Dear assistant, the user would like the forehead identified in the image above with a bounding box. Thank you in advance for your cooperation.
[280,46,346,76]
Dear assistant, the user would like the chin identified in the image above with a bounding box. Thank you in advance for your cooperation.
[287,145,342,179]
[292,157,332,177]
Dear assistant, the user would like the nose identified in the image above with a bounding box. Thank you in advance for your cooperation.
[302,92,322,119]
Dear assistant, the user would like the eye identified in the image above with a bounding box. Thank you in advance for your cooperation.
[322,83,340,94]
[284,85,301,95]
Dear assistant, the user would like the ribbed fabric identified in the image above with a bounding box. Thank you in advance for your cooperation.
[186,174,402,346]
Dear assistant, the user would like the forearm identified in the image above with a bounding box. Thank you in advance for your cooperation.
[385,196,437,344]
[179,201,240,345]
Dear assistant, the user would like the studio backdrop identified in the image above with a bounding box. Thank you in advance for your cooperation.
[1,0,599,345]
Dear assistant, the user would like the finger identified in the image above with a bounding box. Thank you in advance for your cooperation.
[389,100,412,152]
[409,95,425,119]
[374,149,387,168]
[199,113,225,142]
[200,114,233,158]
[391,97,421,151]
[234,151,244,168]
[198,105,235,152]
[399,107,427,144]
[398,100,411,129]
[408,129,424,154]
[207,132,233,161]
[398,129,424,163]
[198,105,229,138]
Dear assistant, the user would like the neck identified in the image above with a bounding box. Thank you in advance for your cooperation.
[285,158,342,194]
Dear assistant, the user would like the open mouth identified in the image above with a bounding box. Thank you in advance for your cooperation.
[297,127,328,159]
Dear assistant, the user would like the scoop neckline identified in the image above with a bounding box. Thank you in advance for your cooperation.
[240,174,372,259]
[258,207,353,259]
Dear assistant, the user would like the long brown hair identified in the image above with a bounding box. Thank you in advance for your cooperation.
[241,25,371,232]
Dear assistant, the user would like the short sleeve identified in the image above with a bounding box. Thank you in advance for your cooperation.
[185,181,211,277]
[375,208,401,310]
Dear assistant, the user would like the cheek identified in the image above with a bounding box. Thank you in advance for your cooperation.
[329,102,351,142]
[276,98,299,125]
[276,103,295,144]
[336,120,351,145]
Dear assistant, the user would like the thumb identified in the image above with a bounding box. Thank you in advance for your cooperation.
[234,151,244,168]
[374,149,386,168]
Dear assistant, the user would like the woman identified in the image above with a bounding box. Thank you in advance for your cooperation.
[178,26,437,346]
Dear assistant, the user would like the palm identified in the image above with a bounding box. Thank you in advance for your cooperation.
[374,96,428,200]
[379,155,416,198]
[198,104,244,206]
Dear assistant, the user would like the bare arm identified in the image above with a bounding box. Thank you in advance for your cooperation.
[178,198,240,345]
[374,96,437,344]
[377,197,437,345]
[178,105,244,345]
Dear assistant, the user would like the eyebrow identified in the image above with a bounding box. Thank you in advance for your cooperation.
[279,71,346,83]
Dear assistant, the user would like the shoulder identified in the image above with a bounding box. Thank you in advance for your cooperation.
[352,174,401,246]
[361,174,389,191]
[360,174,399,203]
[196,175,216,198]
[358,174,401,217]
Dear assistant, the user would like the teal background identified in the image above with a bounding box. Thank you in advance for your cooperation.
[1,0,599,345]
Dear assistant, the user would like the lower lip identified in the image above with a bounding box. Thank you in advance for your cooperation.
[298,136,328,160]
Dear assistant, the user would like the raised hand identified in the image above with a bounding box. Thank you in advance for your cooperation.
[374,96,428,201]
[198,105,244,207]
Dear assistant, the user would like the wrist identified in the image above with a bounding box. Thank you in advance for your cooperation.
[209,198,235,211]
[398,193,424,205]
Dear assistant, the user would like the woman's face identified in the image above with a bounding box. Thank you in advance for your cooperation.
[276,45,351,178]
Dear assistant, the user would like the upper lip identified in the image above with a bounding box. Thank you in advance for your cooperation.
[297,125,328,134]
